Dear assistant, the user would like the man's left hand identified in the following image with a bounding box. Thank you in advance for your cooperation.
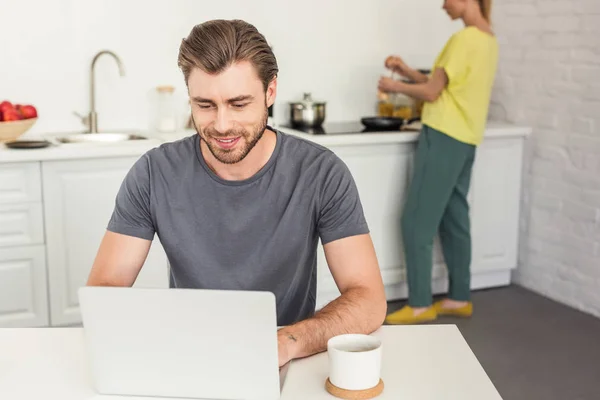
[277,329,297,367]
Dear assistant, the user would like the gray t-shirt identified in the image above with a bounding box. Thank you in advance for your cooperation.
[107,130,369,326]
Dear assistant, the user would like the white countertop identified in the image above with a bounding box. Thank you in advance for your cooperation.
[0,135,164,163]
[0,121,531,164]
[281,121,532,147]
[0,325,502,399]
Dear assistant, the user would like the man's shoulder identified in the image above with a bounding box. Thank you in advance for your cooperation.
[277,130,352,182]
[144,134,197,165]
[278,130,339,165]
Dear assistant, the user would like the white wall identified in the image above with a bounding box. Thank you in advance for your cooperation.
[0,0,460,135]
[490,1,600,318]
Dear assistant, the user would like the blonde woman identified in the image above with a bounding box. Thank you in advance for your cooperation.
[379,0,497,324]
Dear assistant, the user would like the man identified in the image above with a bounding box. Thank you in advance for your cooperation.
[87,19,387,367]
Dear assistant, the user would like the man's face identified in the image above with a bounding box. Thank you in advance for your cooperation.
[188,61,276,164]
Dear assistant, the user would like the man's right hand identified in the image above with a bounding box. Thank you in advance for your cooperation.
[385,55,409,77]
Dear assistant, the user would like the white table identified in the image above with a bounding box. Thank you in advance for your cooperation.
[0,325,502,399]
[282,325,502,399]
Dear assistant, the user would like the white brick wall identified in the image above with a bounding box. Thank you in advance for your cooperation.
[490,0,600,318]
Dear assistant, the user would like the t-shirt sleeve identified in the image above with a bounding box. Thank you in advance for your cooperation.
[435,33,470,83]
[317,154,370,245]
[106,154,156,241]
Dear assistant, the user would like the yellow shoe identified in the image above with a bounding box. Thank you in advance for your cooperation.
[433,300,473,317]
[385,305,437,325]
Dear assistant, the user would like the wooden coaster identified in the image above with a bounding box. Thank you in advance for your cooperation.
[325,378,384,400]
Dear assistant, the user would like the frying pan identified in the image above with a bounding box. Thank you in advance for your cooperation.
[4,139,52,149]
[360,117,420,132]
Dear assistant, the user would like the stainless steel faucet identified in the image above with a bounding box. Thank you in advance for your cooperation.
[75,50,126,133]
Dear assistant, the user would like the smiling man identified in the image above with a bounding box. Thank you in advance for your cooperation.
[86,19,386,367]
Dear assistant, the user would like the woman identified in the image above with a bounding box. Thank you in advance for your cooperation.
[379,0,497,324]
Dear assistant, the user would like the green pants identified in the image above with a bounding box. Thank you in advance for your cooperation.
[401,125,476,307]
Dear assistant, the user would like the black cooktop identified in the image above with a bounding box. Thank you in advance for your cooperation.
[280,122,370,135]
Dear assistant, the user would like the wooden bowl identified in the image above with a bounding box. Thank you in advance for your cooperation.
[0,118,37,143]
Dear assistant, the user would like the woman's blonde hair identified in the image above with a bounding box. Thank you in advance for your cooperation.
[478,0,492,22]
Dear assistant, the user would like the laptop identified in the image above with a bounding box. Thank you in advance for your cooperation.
[78,286,281,400]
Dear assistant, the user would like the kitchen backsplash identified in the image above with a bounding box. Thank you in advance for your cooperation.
[1,0,460,135]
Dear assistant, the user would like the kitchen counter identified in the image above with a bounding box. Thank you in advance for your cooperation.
[0,325,502,399]
[0,121,531,163]
[0,135,163,163]
[280,120,531,147]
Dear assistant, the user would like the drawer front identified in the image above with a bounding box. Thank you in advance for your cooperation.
[0,202,44,247]
[0,162,42,204]
[0,245,49,327]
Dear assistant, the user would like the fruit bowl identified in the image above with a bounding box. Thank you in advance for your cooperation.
[0,118,38,143]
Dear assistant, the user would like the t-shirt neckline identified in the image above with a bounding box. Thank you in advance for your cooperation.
[194,127,283,187]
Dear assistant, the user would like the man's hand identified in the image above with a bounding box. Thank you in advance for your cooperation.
[277,329,299,367]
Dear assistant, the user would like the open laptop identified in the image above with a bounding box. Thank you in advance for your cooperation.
[78,286,281,400]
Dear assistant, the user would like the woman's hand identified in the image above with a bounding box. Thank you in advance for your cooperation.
[378,76,400,94]
[385,55,409,77]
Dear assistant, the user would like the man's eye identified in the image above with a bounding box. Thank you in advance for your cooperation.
[233,103,249,109]
[197,104,213,110]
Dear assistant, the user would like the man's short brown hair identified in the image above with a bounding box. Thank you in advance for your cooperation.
[178,19,278,91]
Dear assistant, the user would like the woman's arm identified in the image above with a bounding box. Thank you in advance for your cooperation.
[402,67,430,84]
[378,68,448,102]
[385,56,429,83]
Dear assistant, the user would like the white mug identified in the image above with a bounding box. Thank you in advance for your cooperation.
[327,334,382,391]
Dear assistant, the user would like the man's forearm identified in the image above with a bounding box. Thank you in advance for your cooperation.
[279,286,387,361]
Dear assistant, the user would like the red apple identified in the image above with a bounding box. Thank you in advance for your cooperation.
[18,104,37,119]
[0,101,14,114]
[2,108,22,121]
[15,105,23,118]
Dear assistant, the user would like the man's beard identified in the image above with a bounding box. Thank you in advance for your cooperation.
[196,108,268,165]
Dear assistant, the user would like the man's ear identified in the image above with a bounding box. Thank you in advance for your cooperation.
[266,76,277,108]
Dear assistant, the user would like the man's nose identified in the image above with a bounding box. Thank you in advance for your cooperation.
[214,107,234,134]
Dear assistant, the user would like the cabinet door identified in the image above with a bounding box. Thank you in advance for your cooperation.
[0,202,44,248]
[42,158,168,326]
[0,245,49,327]
[470,138,524,272]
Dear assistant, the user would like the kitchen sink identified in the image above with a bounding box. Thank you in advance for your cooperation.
[55,133,148,144]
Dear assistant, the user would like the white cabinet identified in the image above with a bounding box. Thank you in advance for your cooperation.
[42,158,168,326]
[0,245,49,327]
[0,162,48,328]
[0,127,528,324]
[470,137,524,273]
[315,134,525,307]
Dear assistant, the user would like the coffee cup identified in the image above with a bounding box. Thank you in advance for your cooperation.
[327,334,382,391]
